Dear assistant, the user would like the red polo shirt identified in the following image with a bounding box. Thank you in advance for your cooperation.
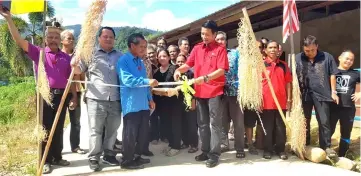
[186,41,229,98]
[262,57,292,110]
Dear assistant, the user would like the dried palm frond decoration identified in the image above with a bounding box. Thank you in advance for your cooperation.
[289,54,306,159]
[37,49,52,106]
[74,0,108,64]
[237,8,292,136]
[236,9,264,112]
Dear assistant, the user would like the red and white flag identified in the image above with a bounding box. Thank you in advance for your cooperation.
[282,0,300,43]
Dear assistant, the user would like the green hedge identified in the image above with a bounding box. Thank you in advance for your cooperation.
[0,77,36,124]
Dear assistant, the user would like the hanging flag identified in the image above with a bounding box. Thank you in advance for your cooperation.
[282,0,300,43]
[0,0,45,15]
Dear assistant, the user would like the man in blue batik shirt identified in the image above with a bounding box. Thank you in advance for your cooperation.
[117,33,159,169]
[215,31,245,159]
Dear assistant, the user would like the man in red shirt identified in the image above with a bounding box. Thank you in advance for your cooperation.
[261,40,291,160]
[174,20,229,168]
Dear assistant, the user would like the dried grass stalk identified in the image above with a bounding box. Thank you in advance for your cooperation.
[236,8,264,112]
[37,50,52,106]
[289,54,307,159]
[74,0,108,64]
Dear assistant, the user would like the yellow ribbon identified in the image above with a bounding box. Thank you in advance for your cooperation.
[180,75,195,109]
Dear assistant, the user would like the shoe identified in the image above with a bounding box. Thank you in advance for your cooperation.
[151,140,158,145]
[135,156,150,164]
[195,153,209,161]
[113,145,122,153]
[165,149,181,157]
[325,148,338,159]
[263,151,272,159]
[102,156,119,166]
[278,152,288,160]
[248,144,258,155]
[206,158,219,168]
[121,160,144,169]
[42,163,51,174]
[142,150,154,157]
[220,145,230,153]
[89,160,100,171]
[51,159,70,166]
[236,151,246,158]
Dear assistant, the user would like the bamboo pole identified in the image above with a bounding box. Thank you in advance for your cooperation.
[37,70,75,176]
[37,0,47,169]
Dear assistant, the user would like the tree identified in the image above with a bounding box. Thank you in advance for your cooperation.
[114,26,158,52]
[0,17,32,76]
[27,1,55,45]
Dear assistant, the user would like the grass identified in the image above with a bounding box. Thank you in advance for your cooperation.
[0,77,41,175]
[0,119,40,176]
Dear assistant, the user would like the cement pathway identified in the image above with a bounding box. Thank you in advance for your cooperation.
[48,100,360,176]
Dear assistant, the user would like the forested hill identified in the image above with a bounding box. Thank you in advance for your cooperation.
[65,24,161,52]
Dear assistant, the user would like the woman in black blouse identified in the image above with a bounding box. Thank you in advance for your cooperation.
[153,49,183,157]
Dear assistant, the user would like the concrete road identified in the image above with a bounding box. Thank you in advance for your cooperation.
[48,101,359,176]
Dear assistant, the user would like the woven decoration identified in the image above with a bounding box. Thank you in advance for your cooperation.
[289,54,306,159]
[37,50,52,106]
[74,0,108,64]
[236,8,264,112]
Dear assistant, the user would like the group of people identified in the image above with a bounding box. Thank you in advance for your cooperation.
[0,6,360,174]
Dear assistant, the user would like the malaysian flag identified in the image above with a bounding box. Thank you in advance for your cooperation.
[282,0,300,43]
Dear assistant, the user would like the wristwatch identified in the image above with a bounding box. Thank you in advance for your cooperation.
[332,90,337,94]
[203,75,209,83]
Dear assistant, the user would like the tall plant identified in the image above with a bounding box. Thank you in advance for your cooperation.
[0,17,32,77]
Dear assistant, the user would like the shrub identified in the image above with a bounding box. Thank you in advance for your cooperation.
[0,77,36,124]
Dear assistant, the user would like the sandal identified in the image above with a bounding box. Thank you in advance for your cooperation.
[236,151,246,158]
[279,152,288,160]
[72,147,86,154]
[188,147,198,153]
[166,149,181,157]
[162,146,171,154]
[181,144,189,149]
[42,163,51,174]
[263,151,272,159]
[325,148,338,159]
[248,144,258,155]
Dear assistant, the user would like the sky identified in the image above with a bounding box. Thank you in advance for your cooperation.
[10,0,238,31]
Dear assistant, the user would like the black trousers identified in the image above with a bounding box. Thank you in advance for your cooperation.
[303,93,331,149]
[42,92,70,163]
[261,110,286,153]
[181,108,199,148]
[330,105,356,157]
[68,92,81,150]
[122,110,150,161]
[197,95,223,159]
[149,109,159,141]
[151,98,170,141]
[157,98,183,149]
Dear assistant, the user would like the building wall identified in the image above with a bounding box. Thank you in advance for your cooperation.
[228,9,360,68]
[301,8,360,68]
[228,25,301,56]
